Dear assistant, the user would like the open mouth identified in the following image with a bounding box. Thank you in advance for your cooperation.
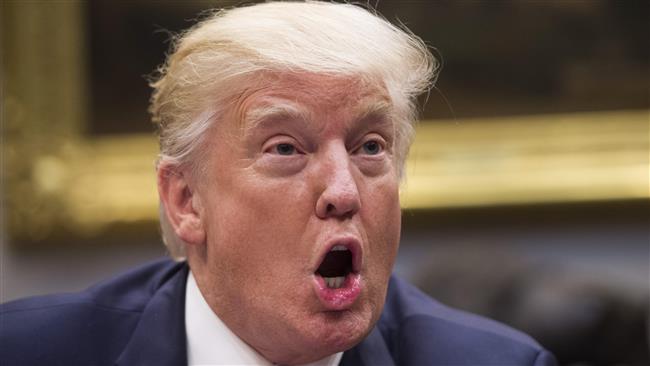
[316,245,354,289]
[312,239,362,310]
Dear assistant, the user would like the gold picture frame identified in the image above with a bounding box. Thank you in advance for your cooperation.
[3,2,648,245]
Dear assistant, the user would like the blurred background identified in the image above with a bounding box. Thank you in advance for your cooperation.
[1,1,648,365]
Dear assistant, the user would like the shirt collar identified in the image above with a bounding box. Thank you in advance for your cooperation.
[185,271,343,366]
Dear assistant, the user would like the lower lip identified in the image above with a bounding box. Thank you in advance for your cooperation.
[313,273,362,311]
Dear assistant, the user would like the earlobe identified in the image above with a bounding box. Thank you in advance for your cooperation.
[157,164,206,245]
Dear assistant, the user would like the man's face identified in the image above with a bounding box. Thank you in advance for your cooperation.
[190,72,401,364]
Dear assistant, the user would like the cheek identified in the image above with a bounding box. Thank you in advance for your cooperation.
[356,175,400,323]
[203,174,314,273]
[361,175,401,267]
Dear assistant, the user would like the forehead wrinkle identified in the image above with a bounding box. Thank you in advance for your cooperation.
[231,72,393,140]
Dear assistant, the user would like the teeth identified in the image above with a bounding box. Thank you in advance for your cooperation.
[324,276,346,289]
[330,245,348,251]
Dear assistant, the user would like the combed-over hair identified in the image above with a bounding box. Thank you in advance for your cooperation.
[149,1,438,259]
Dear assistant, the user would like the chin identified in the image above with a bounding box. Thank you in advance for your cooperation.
[261,282,385,365]
[302,303,377,358]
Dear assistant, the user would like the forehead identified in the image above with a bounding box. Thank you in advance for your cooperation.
[231,72,393,130]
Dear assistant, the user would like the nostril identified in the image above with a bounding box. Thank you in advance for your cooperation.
[326,203,335,213]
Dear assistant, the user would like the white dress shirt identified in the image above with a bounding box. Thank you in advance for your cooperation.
[185,271,343,366]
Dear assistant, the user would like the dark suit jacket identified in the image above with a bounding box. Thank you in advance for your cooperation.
[1,258,557,366]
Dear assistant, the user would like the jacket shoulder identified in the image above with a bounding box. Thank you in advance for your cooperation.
[0,258,187,366]
[377,275,557,366]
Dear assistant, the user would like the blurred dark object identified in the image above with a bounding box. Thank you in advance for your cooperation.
[413,248,648,366]
[403,201,649,366]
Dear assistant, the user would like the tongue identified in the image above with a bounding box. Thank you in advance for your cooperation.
[317,251,352,277]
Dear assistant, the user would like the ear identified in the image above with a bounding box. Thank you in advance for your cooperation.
[157,163,206,245]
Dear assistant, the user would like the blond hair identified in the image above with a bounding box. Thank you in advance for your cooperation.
[149,1,437,259]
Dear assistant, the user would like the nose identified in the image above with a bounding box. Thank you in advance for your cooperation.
[315,145,361,219]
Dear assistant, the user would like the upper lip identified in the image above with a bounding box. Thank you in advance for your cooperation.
[313,236,362,274]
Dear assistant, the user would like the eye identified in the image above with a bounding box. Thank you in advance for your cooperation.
[361,140,382,155]
[275,143,296,155]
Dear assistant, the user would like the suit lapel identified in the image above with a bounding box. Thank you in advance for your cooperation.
[115,264,189,366]
[340,326,395,366]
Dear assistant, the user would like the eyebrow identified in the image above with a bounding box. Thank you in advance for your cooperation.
[355,100,393,125]
[242,103,311,134]
[347,99,395,141]
[241,98,394,136]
